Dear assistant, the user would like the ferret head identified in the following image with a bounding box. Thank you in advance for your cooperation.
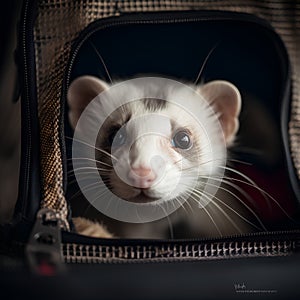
[67,76,241,205]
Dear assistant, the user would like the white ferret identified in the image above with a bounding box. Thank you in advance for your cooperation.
[67,76,257,239]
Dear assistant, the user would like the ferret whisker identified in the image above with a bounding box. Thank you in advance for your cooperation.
[216,170,293,220]
[173,194,190,215]
[66,136,118,161]
[209,177,295,222]
[194,42,220,85]
[89,40,113,84]
[197,175,257,207]
[104,193,114,213]
[188,192,222,236]
[70,166,111,173]
[197,173,271,214]
[68,175,111,185]
[67,170,111,178]
[134,205,143,223]
[191,186,264,231]
[173,158,183,166]
[179,158,223,171]
[82,188,111,217]
[191,188,244,234]
[198,143,213,152]
[66,178,80,186]
[180,194,194,214]
[69,172,111,183]
[68,185,96,202]
[226,158,252,166]
[67,171,111,180]
[179,178,267,230]
[157,203,174,239]
[220,165,260,188]
[78,181,108,194]
[169,196,178,212]
[68,157,113,168]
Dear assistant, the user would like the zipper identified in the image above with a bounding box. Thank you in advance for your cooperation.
[21,0,33,219]
[14,0,33,220]
[26,208,65,275]
[13,0,37,223]
[62,230,300,264]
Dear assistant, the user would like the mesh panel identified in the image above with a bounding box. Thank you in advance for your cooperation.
[33,0,300,229]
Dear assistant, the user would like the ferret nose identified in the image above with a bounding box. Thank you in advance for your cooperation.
[128,167,157,189]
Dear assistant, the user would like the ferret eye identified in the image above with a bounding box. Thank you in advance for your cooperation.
[172,131,192,150]
[110,127,127,147]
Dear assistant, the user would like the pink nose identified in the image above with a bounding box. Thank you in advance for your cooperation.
[128,167,156,189]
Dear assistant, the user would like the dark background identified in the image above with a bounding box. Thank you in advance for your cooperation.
[0,0,22,224]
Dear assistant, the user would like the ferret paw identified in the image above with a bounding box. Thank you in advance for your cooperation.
[73,217,113,238]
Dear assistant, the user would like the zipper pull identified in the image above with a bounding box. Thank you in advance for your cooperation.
[26,208,65,275]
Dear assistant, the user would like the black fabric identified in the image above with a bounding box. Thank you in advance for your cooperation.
[0,253,300,299]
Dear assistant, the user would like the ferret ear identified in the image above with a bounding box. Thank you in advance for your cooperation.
[67,76,109,129]
[199,80,241,145]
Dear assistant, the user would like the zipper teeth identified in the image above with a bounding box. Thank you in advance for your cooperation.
[62,239,294,264]
[22,0,32,216]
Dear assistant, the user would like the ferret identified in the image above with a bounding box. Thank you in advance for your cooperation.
[67,76,257,239]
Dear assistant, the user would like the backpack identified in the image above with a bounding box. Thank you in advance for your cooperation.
[1,1,300,298]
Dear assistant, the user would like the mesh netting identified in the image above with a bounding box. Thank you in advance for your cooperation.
[33,0,300,229]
